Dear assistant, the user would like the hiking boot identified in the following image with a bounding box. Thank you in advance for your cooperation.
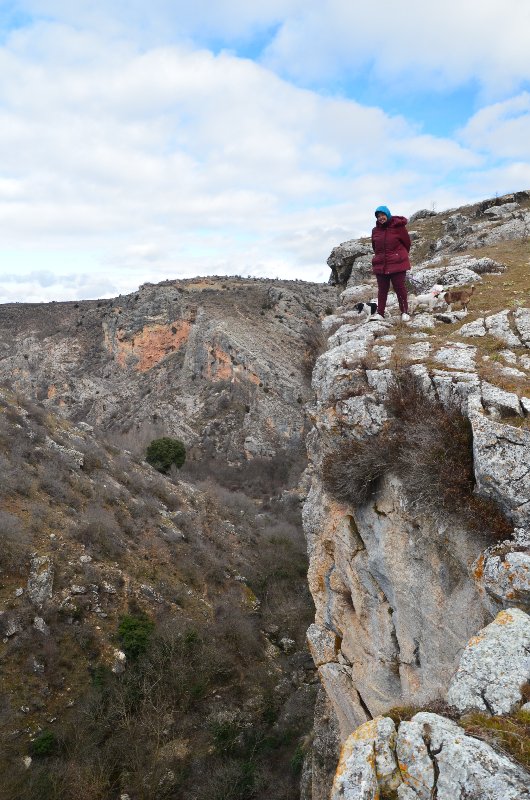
[401,313,411,322]
[369,313,385,321]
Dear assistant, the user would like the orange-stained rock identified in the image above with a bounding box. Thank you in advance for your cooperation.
[108,320,191,371]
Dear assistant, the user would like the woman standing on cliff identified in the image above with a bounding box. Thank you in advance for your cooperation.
[370,205,411,321]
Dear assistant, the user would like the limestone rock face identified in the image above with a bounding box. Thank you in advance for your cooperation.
[27,555,54,607]
[396,712,530,800]
[471,412,530,526]
[331,717,400,800]
[306,204,530,795]
[447,608,530,714]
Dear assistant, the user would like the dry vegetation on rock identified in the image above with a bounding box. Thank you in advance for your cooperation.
[322,371,513,541]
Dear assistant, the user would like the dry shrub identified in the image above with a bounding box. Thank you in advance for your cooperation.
[301,321,327,381]
[104,420,166,458]
[0,510,32,573]
[323,371,513,541]
[322,436,396,505]
[182,446,305,499]
[74,503,124,558]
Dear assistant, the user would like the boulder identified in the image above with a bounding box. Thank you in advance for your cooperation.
[340,284,375,306]
[483,202,519,218]
[484,310,522,347]
[434,343,477,372]
[396,712,530,800]
[27,555,54,607]
[409,267,481,294]
[474,546,530,614]
[447,608,530,714]
[514,307,530,346]
[409,209,437,223]
[458,318,486,337]
[327,241,372,286]
[480,381,523,418]
[470,412,530,525]
[330,717,401,800]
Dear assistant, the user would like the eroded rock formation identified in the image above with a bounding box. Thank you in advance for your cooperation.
[304,190,530,798]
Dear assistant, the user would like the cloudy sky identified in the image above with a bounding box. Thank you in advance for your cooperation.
[1,1,530,302]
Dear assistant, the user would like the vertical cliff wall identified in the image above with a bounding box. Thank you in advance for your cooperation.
[302,241,530,797]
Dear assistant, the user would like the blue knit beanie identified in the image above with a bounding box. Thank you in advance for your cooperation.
[375,205,391,219]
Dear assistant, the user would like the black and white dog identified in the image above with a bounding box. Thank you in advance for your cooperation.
[353,301,377,317]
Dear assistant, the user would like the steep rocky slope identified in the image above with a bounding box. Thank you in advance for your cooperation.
[0,275,339,799]
[0,388,317,799]
[302,190,530,799]
[0,277,335,464]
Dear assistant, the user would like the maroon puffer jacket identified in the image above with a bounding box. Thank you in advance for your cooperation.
[371,215,411,275]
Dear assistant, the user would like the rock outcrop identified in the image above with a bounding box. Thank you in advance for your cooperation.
[304,190,530,797]
[331,709,530,800]
[447,608,530,715]
[0,277,336,463]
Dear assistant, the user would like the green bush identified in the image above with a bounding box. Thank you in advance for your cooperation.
[30,731,58,758]
[145,436,186,474]
[118,613,155,659]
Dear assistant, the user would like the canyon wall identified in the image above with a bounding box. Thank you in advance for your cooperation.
[302,192,530,798]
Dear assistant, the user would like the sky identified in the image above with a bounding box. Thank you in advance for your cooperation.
[1,1,530,302]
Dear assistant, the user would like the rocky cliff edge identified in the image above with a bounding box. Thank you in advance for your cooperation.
[302,190,530,799]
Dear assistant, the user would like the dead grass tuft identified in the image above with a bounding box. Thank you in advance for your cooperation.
[323,371,513,541]
[460,709,530,770]
[301,321,327,381]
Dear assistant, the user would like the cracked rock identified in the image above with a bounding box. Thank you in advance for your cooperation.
[514,307,530,346]
[470,412,530,525]
[474,548,530,614]
[27,556,54,607]
[434,343,476,371]
[480,381,523,418]
[331,717,401,800]
[396,712,530,800]
[484,310,522,347]
[447,608,530,714]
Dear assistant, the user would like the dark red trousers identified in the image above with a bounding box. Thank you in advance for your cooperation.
[376,271,408,316]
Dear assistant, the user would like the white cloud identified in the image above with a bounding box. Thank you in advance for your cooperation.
[459,93,530,159]
[17,0,304,44]
[0,9,528,302]
[263,1,530,95]
[17,1,530,95]
[0,29,474,223]
[0,269,120,304]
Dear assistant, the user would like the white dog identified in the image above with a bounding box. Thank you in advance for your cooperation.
[409,285,446,314]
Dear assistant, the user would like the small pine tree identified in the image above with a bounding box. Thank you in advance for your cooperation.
[31,730,58,758]
[145,436,186,474]
[118,614,155,659]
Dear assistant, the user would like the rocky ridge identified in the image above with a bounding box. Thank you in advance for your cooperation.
[0,276,335,464]
[303,190,530,798]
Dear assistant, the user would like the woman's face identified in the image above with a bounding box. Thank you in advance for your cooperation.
[376,212,388,223]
